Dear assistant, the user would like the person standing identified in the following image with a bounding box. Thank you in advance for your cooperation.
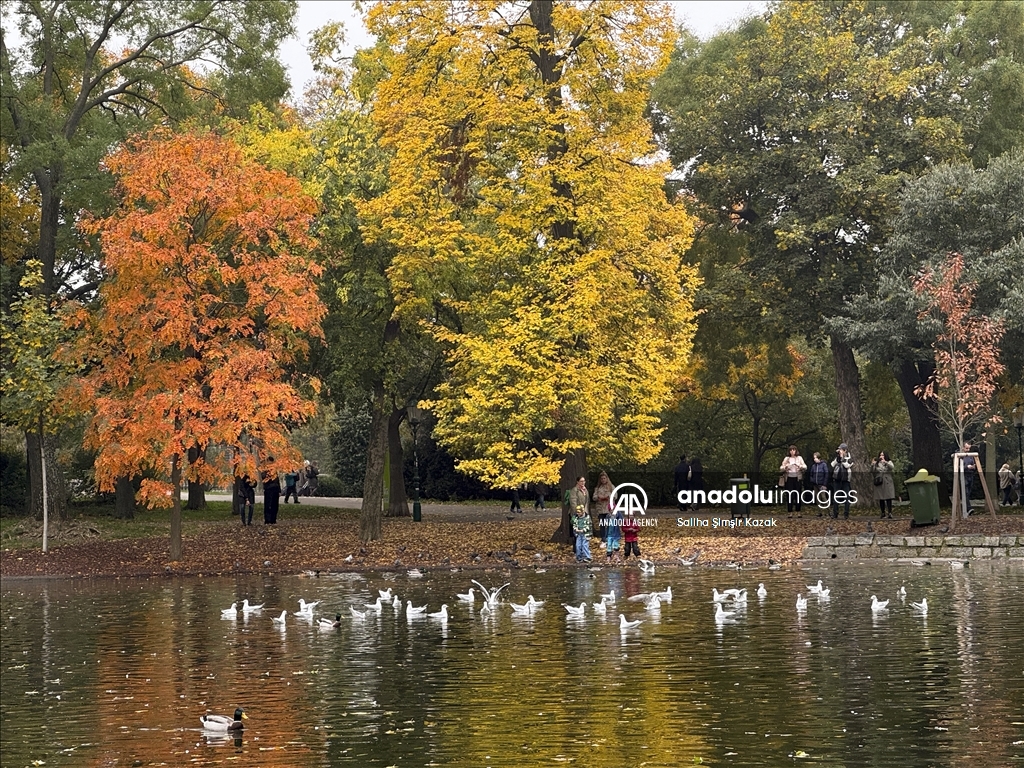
[831,444,853,519]
[688,457,704,512]
[780,445,807,515]
[571,504,592,563]
[998,463,1015,506]
[284,467,300,504]
[621,510,641,561]
[592,471,614,542]
[534,481,547,511]
[605,505,622,561]
[262,460,281,524]
[808,452,830,517]
[239,474,257,526]
[510,485,523,514]
[961,442,978,514]
[872,451,896,519]
[673,454,690,511]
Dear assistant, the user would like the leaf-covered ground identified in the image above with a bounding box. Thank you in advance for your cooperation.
[2,504,1020,579]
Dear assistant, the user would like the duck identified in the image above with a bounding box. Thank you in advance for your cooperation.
[456,587,476,603]
[406,601,428,617]
[563,603,586,617]
[201,707,247,732]
[795,594,808,611]
[428,605,448,620]
[220,603,238,618]
[619,614,642,630]
[319,613,342,629]
[271,610,287,626]
[756,583,767,599]
[870,595,889,612]
[241,599,263,614]
[911,598,928,614]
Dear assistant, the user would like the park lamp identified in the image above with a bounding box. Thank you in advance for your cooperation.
[408,405,425,522]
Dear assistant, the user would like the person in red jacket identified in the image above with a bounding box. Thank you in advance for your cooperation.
[622,511,641,561]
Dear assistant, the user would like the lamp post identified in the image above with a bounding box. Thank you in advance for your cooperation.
[408,406,424,522]
[1014,405,1023,504]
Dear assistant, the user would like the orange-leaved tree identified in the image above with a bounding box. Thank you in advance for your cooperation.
[68,131,324,561]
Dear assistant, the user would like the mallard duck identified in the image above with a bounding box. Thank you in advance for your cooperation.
[201,707,247,732]
[319,613,342,629]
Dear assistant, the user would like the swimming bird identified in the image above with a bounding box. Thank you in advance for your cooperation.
[456,587,475,603]
[870,595,889,612]
[627,592,652,602]
[471,580,510,605]
[406,601,428,617]
[201,708,247,732]
[639,559,656,573]
[732,589,748,604]
[645,595,662,610]
[756,583,767,599]
[407,568,424,578]
[271,610,287,626]
[817,588,830,599]
[950,561,966,570]
[678,550,701,566]
[428,605,448,620]
[392,595,401,609]
[807,580,824,594]
[241,599,263,614]
[796,594,808,611]
[563,603,586,617]
[911,598,928,614]
[364,597,384,613]
[715,603,735,621]
[220,603,238,618]
[319,613,342,629]
[652,586,673,602]
[592,598,608,614]
[298,599,321,613]
[510,600,534,616]
[378,588,393,600]
[350,607,367,620]
[526,595,544,608]
[619,614,642,630]
[599,589,616,603]
[712,588,729,603]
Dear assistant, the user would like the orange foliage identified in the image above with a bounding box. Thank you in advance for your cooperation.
[68,131,325,507]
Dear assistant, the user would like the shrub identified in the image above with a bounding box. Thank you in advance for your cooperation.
[315,474,346,498]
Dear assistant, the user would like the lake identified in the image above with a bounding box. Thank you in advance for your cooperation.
[1,561,1022,767]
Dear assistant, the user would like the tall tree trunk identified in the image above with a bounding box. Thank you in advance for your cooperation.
[186,444,206,510]
[550,447,587,545]
[231,476,242,517]
[387,408,410,517]
[830,334,870,506]
[751,413,762,481]
[360,383,389,542]
[170,454,182,562]
[894,359,948,504]
[115,475,136,519]
[26,430,67,521]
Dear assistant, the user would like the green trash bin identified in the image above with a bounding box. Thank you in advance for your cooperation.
[905,469,940,527]
[730,477,751,520]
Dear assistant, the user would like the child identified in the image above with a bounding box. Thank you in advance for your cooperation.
[572,505,592,563]
[605,507,622,561]
[622,511,641,560]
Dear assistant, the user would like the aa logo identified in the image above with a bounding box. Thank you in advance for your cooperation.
[610,483,648,516]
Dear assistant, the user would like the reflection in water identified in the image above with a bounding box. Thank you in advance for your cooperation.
[1,562,1022,767]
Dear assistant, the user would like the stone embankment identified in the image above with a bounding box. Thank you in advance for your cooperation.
[802,533,1023,560]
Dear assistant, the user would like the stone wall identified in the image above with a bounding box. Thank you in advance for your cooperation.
[802,534,1023,560]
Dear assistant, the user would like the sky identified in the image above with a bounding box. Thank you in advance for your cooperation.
[280,1,768,98]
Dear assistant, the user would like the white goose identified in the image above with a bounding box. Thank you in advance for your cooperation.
[220,603,238,618]
[456,587,476,603]
[796,594,808,611]
[870,595,889,612]
[756,583,768,599]
[406,601,428,617]
[911,598,928,614]
[619,614,642,630]
[428,604,448,620]
[241,599,263,614]
[563,602,586,618]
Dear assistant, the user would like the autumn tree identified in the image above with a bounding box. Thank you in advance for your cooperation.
[359,1,700,542]
[68,131,324,561]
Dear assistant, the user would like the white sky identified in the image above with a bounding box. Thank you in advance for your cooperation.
[280,1,768,98]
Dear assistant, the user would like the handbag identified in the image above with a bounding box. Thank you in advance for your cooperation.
[874,476,883,486]
[778,473,786,488]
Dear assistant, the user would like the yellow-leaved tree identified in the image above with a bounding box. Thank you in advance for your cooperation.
[359,1,699,541]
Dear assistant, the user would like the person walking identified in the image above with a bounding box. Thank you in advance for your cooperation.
[872,451,896,518]
[592,471,614,542]
[534,481,547,511]
[262,461,281,525]
[831,444,853,519]
[284,467,300,504]
[510,485,523,514]
[780,445,807,515]
[306,460,320,497]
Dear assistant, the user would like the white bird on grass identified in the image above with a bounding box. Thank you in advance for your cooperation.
[807,580,824,594]
[911,598,928,614]
[220,603,238,618]
[241,599,263,614]
[406,601,428,617]
[456,587,475,603]
[715,603,735,622]
[272,610,287,626]
[619,614,642,630]
[870,595,889,612]
[757,583,768,599]
[592,598,608,614]
[599,589,616,603]
[471,580,511,606]
[428,605,448,620]
[563,603,586,617]
[796,594,808,611]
